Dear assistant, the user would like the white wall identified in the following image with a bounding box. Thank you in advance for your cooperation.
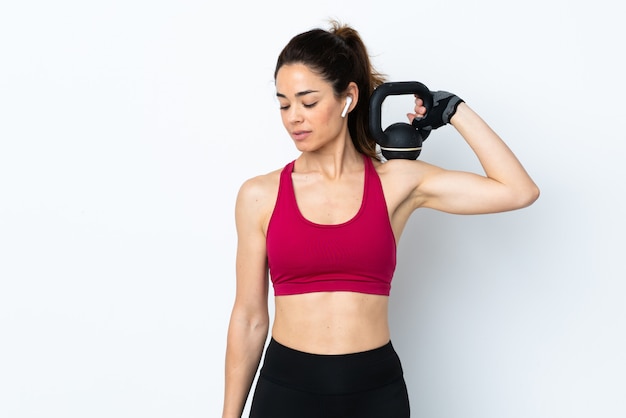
[1,1,624,417]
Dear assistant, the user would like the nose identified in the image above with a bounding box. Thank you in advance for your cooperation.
[286,105,303,124]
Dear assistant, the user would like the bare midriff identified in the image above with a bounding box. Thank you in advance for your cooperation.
[271,291,390,355]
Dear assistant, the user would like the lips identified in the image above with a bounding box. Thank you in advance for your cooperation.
[291,130,311,141]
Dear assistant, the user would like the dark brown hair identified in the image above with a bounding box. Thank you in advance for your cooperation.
[274,20,386,160]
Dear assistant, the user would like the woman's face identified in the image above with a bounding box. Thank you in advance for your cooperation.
[275,63,348,153]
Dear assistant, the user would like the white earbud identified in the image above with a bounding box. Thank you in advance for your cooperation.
[341,96,353,118]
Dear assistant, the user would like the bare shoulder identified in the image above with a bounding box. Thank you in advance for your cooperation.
[238,168,281,202]
[235,167,283,232]
[372,157,444,212]
[373,158,437,190]
[374,157,440,175]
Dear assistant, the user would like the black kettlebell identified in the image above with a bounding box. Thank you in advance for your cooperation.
[369,81,433,160]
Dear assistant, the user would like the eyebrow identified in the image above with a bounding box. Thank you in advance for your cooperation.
[276,89,319,99]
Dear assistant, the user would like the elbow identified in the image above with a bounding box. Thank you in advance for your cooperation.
[226,312,270,353]
[229,303,270,338]
[241,310,270,335]
[252,313,270,334]
[531,184,541,203]
[517,183,540,209]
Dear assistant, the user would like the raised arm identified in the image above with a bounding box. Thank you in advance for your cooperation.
[408,93,540,215]
[222,177,272,418]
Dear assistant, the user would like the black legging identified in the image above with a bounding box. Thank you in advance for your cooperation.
[249,338,410,418]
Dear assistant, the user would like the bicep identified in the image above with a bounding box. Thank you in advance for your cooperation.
[231,180,271,317]
[234,229,269,313]
[416,166,527,215]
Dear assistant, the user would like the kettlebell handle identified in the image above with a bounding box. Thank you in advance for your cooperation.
[369,81,433,146]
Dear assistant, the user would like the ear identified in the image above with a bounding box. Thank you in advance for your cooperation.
[341,96,352,118]
[341,82,359,117]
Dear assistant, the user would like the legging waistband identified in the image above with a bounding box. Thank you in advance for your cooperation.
[259,338,404,395]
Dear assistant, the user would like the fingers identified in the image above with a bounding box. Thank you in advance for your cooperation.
[413,95,426,117]
[410,107,427,120]
[407,95,427,123]
[406,111,425,123]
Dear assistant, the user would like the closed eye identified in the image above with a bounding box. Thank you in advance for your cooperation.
[279,102,316,110]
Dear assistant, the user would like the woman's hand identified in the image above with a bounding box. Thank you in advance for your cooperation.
[406,95,428,123]
[409,91,464,130]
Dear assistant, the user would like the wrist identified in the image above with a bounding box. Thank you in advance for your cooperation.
[449,101,470,126]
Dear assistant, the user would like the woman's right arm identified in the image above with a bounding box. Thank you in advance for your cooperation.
[222,177,272,418]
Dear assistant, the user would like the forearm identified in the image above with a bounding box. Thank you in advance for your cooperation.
[450,103,539,201]
[222,313,269,418]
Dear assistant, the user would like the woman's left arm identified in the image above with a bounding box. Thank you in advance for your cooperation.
[412,102,540,214]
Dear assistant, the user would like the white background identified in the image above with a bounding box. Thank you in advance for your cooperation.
[1,1,624,417]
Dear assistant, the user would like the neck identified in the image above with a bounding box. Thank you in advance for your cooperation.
[296,145,364,180]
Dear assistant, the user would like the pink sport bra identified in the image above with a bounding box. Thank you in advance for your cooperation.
[266,154,397,296]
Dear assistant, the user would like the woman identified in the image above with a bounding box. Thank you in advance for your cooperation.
[222,21,539,418]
